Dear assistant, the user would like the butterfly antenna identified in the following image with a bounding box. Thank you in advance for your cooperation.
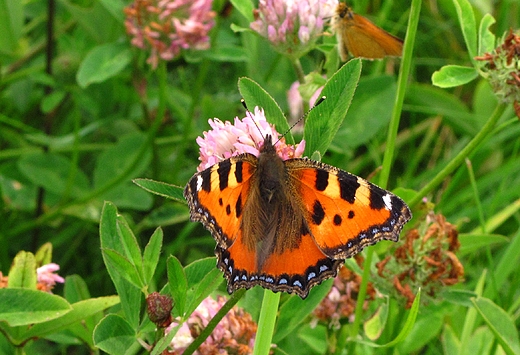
[241,99,266,148]
[275,95,326,145]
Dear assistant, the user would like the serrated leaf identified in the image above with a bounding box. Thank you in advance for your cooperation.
[143,228,163,284]
[238,77,293,144]
[304,59,361,156]
[133,178,186,202]
[100,202,142,327]
[102,249,144,290]
[0,289,71,327]
[432,65,478,88]
[116,215,144,281]
[167,256,188,317]
[93,314,136,355]
[77,42,131,88]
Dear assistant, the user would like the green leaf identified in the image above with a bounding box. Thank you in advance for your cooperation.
[143,228,163,285]
[357,288,421,348]
[432,65,478,88]
[238,77,293,144]
[0,289,72,327]
[40,90,66,114]
[7,251,37,289]
[184,258,223,316]
[333,75,397,150]
[100,202,142,328]
[64,275,91,303]
[102,249,144,290]
[93,314,136,355]
[18,152,90,197]
[442,324,461,355]
[34,242,53,266]
[364,301,388,341]
[0,0,23,53]
[457,233,508,256]
[95,133,153,210]
[478,14,496,56]
[304,58,361,156]
[274,279,332,343]
[77,42,131,88]
[230,0,254,22]
[24,296,120,340]
[452,0,477,59]
[472,297,520,355]
[133,178,186,202]
[167,256,188,318]
[116,215,144,281]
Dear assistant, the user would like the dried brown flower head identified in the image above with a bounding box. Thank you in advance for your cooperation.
[375,212,464,308]
[476,29,520,118]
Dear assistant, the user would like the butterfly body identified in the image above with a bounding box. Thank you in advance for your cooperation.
[333,3,403,60]
[184,135,411,298]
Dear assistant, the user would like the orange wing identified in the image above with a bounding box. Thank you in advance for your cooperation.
[185,154,345,298]
[334,3,403,60]
[285,158,412,259]
[184,155,256,248]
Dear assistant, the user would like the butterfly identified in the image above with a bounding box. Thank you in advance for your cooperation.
[332,3,403,60]
[184,132,412,298]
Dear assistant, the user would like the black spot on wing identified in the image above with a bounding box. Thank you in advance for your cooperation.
[333,214,342,226]
[235,160,243,183]
[312,200,325,225]
[348,210,355,219]
[369,184,388,210]
[217,160,231,191]
[200,169,211,192]
[338,171,359,203]
[235,194,242,218]
[226,204,231,215]
[315,170,329,191]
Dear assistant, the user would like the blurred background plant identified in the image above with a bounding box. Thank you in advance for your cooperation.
[1,0,519,354]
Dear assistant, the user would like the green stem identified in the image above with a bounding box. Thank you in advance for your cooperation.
[349,0,422,345]
[292,58,306,84]
[408,102,507,208]
[253,290,281,355]
[182,289,246,355]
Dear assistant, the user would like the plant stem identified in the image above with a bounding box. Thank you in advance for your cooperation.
[349,0,422,345]
[408,102,507,208]
[253,290,281,355]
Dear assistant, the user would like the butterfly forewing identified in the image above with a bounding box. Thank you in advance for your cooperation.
[286,159,411,259]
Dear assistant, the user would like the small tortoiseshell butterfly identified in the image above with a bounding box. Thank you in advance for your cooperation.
[184,125,412,298]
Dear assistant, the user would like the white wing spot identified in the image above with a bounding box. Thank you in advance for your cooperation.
[196,175,204,191]
[383,194,393,210]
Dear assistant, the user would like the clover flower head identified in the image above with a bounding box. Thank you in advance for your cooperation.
[250,0,338,59]
[124,0,215,68]
[375,211,464,308]
[476,29,520,118]
[196,107,306,171]
[37,263,65,293]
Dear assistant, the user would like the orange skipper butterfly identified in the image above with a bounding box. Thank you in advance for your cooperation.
[333,3,403,60]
